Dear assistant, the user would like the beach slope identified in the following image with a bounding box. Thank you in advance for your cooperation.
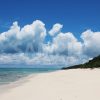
[0,69,100,100]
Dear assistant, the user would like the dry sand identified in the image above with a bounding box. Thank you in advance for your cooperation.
[0,69,100,100]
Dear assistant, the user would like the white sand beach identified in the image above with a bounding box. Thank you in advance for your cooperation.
[0,69,100,100]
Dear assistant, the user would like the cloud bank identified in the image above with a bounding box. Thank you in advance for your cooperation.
[0,20,100,67]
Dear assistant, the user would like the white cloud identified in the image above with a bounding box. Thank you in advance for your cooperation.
[81,29,100,57]
[44,32,82,56]
[49,23,63,36]
[0,20,100,67]
[0,53,88,68]
[0,20,46,53]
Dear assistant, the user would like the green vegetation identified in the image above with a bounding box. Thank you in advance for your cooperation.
[62,55,100,70]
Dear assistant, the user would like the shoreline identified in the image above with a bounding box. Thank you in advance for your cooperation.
[0,73,36,94]
[0,69,100,100]
[0,69,58,93]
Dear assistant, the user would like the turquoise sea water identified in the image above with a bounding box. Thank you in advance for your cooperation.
[0,67,58,85]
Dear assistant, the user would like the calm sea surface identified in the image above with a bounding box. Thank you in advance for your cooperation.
[0,67,59,85]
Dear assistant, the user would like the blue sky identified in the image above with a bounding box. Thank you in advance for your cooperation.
[0,0,100,38]
[0,0,100,67]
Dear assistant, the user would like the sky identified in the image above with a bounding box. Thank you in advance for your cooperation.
[0,0,100,67]
[0,0,100,35]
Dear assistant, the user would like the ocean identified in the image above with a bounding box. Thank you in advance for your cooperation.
[0,68,58,85]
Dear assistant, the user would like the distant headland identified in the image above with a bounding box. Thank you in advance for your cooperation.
[62,55,100,69]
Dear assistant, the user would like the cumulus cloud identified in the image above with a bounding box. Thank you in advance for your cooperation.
[0,20,46,53]
[49,23,63,36]
[43,32,82,56]
[0,20,100,67]
[81,29,100,57]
